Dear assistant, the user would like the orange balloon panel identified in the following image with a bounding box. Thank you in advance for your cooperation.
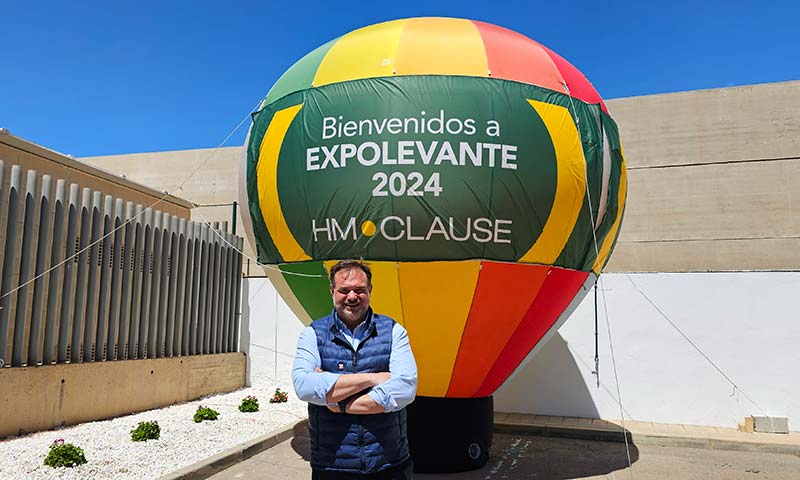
[446,262,550,397]
[269,260,593,397]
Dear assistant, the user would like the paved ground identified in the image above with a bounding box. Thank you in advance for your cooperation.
[209,427,800,480]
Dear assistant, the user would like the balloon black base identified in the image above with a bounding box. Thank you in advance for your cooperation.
[406,395,493,473]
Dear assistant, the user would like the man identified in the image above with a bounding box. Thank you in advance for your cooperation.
[292,260,418,479]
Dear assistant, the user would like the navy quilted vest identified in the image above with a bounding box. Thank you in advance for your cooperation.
[308,310,409,473]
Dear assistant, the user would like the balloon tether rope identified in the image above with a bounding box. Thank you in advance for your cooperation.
[563,82,633,476]
[624,274,775,433]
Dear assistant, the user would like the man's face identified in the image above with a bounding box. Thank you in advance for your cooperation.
[331,267,372,326]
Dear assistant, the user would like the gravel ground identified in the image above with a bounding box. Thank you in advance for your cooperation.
[0,353,306,480]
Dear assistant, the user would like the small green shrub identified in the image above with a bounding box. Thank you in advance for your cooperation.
[130,421,160,441]
[44,439,87,468]
[239,395,259,413]
[269,388,289,404]
[193,405,220,423]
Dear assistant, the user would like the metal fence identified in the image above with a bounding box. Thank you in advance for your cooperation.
[0,160,244,367]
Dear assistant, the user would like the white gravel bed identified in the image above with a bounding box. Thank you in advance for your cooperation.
[0,354,307,480]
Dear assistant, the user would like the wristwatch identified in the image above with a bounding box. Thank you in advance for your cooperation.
[338,400,348,413]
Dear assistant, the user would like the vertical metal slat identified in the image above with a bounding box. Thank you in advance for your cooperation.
[165,215,179,357]
[209,223,221,354]
[57,184,80,363]
[190,222,202,355]
[128,204,145,359]
[118,202,136,360]
[70,188,92,363]
[106,198,124,361]
[172,218,187,356]
[11,170,39,366]
[28,174,54,365]
[0,165,23,365]
[82,191,102,362]
[138,208,154,359]
[183,221,197,355]
[155,213,170,357]
[148,211,163,358]
[219,230,231,353]
[94,195,114,361]
[42,179,66,365]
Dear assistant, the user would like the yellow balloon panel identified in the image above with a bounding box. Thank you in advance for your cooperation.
[256,104,309,262]
[519,100,586,264]
[399,261,481,396]
[313,19,407,87]
[395,17,488,77]
[366,261,405,327]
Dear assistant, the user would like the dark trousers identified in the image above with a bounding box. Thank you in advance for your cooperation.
[312,459,413,480]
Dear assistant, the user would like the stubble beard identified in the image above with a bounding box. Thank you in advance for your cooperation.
[337,302,366,326]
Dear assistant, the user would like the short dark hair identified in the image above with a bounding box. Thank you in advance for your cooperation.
[329,259,372,287]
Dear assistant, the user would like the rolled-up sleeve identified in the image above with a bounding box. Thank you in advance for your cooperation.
[368,323,418,412]
[292,327,340,406]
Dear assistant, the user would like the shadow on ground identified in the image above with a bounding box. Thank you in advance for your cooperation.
[291,428,638,479]
[291,421,313,462]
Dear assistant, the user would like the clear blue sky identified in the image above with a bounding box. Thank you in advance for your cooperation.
[2,0,797,157]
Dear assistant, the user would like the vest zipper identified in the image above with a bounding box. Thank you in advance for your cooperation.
[352,351,358,368]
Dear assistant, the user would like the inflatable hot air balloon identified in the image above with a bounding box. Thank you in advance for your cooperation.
[240,17,626,471]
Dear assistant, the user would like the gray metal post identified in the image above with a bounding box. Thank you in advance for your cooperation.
[138,208,153,359]
[173,218,187,355]
[82,191,102,362]
[194,222,206,355]
[233,236,244,352]
[0,165,22,365]
[106,198,124,360]
[165,215,179,357]
[218,223,230,353]
[209,224,221,354]
[186,222,202,355]
[147,211,162,358]
[11,169,39,366]
[230,233,240,352]
[28,174,54,366]
[94,195,114,361]
[57,184,80,363]
[184,222,198,355]
[198,223,210,354]
[224,232,236,353]
[181,221,195,355]
[43,179,66,365]
[118,202,136,359]
[219,231,230,353]
[70,188,92,362]
[128,204,145,359]
[156,213,170,357]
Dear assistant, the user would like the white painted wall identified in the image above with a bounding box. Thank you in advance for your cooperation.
[243,272,800,431]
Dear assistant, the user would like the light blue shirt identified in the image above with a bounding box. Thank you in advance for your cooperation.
[292,312,418,412]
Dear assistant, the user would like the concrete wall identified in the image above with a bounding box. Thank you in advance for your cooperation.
[243,274,799,431]
[79,80,800,273]
[604,81,800,272]
[0,352,245,438]
[79,146,254,260]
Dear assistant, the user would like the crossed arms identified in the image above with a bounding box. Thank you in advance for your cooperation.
[292,323,417,415]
